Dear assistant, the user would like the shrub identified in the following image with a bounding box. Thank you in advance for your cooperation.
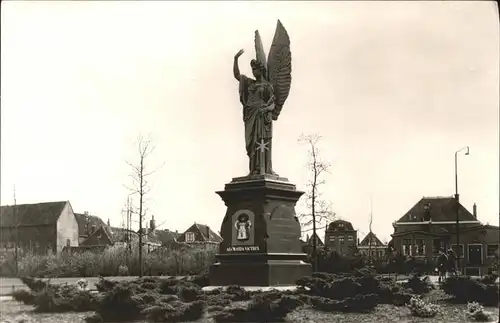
[406,296,439,318]
[142,300,205,322]
[90,277,206,322]
[33,284,97,313]
[309,293,379,313]
[297,271,414,308]
[441,276,499,306]
[465,302,493,322]
[311,249,364,274]
[12,289,35,305]
[402,273,434,294]
[20,276,49,291]
[211,291,304,322]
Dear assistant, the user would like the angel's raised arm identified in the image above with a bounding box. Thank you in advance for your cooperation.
[233,49,245,81]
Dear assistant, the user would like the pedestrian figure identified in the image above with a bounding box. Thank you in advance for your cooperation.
[436,249,448,283]
[447,248,457,276]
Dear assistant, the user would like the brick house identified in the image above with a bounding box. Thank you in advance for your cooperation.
[358,232,387,260]
[390,196,499,276]
[74,212,112,244]
[0,201,79,254]
[177,223,222,247]
[324,220,358,257]
[80,226,113,247]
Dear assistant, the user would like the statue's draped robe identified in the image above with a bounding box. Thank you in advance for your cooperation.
[239,75,274,174]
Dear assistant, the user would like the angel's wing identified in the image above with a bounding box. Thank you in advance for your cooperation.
[267,20,291,121]
[254,30,267,67]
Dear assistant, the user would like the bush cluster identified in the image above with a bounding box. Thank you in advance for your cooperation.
[0,245,216,277]
[210,289,305,322]
[15,269,448,322]
[406,296,439,318]
[441,275,499,306]
[295,270,415,312]
[465,302,493,322]
[402,273,434,294]
[16,277,97,313]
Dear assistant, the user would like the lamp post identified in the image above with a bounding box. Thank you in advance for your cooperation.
[454,146,469,274]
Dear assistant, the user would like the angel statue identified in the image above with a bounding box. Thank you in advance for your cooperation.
[233,20,292,176]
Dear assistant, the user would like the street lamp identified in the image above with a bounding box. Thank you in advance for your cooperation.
[454,146,469,274]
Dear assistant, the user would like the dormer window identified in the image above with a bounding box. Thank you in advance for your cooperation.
[423,203,431,221]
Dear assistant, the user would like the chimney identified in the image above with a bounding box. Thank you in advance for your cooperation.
[107,218,110,227]
[84,211,89,216]
[473,203,477,219]
[149,215,156,233]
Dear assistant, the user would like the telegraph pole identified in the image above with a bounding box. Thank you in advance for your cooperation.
[14,186,19,275]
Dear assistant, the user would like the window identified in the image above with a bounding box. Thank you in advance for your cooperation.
[185,232,195,243]
[487,244,499,258]
[339,236,345,244]
[415,239,425,256]
[347,235,353,242]
[329,236,336,242]
[402,239,411,256]
[66,239,71,247]
[433,239,444,254]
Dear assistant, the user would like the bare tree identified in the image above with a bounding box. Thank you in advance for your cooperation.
[125,135,163,277]
[298,133,335,271]
[368,196,373,264]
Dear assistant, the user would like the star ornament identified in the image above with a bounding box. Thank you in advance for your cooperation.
[256,139,269,153]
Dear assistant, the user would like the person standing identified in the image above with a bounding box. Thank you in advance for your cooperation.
[437,249,448,283]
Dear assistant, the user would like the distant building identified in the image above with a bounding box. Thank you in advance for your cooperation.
[301,232,324,254]
[74,212,112,244]
[80,225,113,247]
[177,223,222,247]
[391,196,499,276]
[358,232,387,260]
[0,201,79,254]
[110,216,181,252]
[324,220,358,257]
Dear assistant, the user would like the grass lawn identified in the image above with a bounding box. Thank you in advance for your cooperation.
[1,290,498,323]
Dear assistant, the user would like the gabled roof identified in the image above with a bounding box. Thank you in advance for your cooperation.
[177,223,223,243]
[80,226,113,246]
[396,197,477,223]
[306,232,324,246]
[155,229,181,244]
[74,213,108,237]
[109,227,181,245]
[0,201,68,227]
[359,232,385,246]
[327,220,355,231]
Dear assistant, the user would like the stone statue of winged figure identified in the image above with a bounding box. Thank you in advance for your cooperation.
[233,20,292,176]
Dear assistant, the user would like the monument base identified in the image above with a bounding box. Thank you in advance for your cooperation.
[209,257,311,286]
[208,174,312,287]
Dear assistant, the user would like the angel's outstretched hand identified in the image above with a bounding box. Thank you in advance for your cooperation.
[235,49,245,58]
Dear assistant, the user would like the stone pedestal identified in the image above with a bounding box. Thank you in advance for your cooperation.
[208,174,312,286]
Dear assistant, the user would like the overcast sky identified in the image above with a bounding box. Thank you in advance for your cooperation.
[1,1,498,242]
